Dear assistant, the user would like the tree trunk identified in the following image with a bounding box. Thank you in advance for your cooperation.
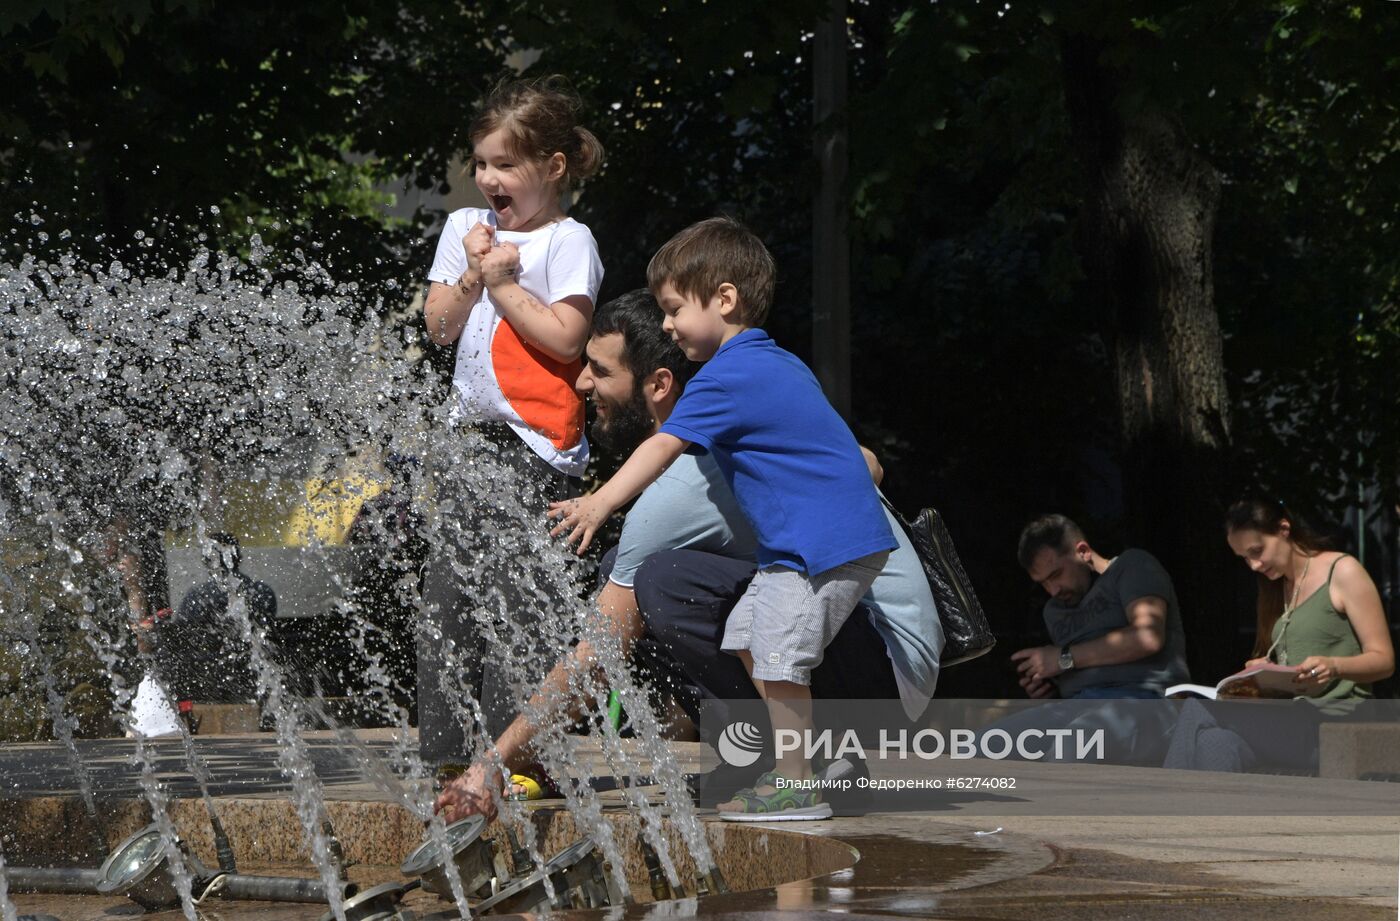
[1061,35,1243,680]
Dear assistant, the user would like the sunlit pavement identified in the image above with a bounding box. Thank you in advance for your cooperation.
[2,732,1397,919]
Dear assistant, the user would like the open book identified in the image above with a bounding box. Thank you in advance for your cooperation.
[1165,663,1323,700]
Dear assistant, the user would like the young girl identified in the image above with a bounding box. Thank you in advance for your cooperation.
[419,76,605,769]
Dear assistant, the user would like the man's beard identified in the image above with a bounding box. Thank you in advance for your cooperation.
[590,387,655,456]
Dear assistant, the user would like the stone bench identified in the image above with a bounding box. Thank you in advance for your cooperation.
[187,698,362,734]
[1318,722,1400,781]
[189,702,262,734]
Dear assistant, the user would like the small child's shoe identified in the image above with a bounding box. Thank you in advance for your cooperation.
[717,770,832,822]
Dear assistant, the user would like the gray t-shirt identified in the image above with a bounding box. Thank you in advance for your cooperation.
[609,453,758,588]
[612,456,944,719]
[1044,549,1190,697]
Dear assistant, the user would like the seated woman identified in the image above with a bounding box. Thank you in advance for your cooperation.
[1225,497,1393,699]
[1165,497,1394,772]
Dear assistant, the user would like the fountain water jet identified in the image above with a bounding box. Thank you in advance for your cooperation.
[1,233,726,916]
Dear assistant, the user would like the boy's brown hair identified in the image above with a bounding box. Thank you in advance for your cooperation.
[646,216,776,326]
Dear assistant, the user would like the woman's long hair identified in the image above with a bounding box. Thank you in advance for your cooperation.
[1225,497,1333,658]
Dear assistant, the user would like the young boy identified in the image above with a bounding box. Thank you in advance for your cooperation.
[550,216,894,820]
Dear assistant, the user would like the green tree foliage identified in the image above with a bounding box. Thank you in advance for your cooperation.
[505,0,827,332]
[1214,2,1400,520]
[1,0,515,295]
[0,536,123,742]
[4,0,1395,698]
[845,0,1399,519]
[826,0,1396,683]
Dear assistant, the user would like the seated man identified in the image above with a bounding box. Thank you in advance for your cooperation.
[1010,515,1190,699]
[435,291,943,820]
[157,533,277,703]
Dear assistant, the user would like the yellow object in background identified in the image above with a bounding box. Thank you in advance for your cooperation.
[178,468,392,552]
[283,473,389,547]
[161,460,397,619]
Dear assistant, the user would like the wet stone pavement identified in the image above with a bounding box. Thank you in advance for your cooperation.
[2,733,1397,920]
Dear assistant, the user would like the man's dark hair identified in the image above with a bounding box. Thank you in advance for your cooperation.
[591,289,696,390]
[1016,515,1086,570]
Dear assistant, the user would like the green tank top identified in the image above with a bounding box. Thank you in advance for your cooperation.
[1271,555,1370,700]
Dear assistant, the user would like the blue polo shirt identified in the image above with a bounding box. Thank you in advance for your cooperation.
[659,329,895,575]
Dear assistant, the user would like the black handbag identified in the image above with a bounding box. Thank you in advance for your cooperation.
[882,499,996,666]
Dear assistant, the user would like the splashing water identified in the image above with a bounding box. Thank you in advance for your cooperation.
[0,564,105,852]
[129,735,202,921]
[0,841,18,921]
[0,230,717,910]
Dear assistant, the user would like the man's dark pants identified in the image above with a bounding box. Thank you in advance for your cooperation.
[628,547,902,789]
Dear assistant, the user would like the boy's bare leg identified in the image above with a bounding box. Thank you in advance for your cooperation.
[715,651,814,811]
[761,680,814,781]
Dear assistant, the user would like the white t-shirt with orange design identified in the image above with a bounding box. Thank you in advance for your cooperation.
[428,207,604,475]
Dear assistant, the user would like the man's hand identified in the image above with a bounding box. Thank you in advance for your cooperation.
[464,223,494,273]
[481,242,521,287]
[548,494,614,554]
[434,762,503,823]
[1011,645,1063,685]
[1019,673,1057,699]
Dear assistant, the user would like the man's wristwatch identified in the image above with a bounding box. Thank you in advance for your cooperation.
[1058,644,1075,672]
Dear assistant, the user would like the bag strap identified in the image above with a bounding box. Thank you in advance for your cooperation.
[879,494,911,528]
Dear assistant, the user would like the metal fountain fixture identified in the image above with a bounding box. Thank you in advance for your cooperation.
[94,823,212,910]
[399,816,505,900]
[471,836,624,914]
[318,881,415,921]
[2,868,103,896]
[87,822,360,911]
[640,833,676,901]
[396,814,577,915]
[395,818,733,915]
[7,812,726,915]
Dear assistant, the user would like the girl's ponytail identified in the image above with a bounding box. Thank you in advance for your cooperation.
[469,76,605,191]
[570,126,605,182]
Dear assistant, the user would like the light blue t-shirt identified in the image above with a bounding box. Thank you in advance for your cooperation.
[660,329,895,576]
[609,453,758,588]
[612,452,943,720]
[868,501,945,721]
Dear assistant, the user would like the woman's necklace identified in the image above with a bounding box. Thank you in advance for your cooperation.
[1268,554,1313,664]
[1284,554,1313,615]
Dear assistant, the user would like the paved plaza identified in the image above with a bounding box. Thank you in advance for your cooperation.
[2,730,1397,919]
